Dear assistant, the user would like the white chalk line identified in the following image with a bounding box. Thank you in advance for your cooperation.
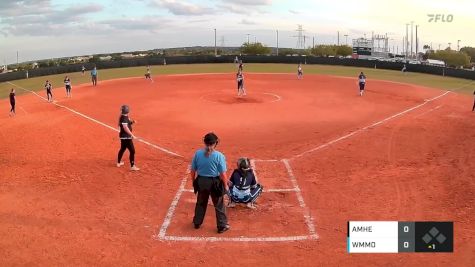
[262,92,282,103]
[156,166,190,240]
[291,90,451,159]
[282,159,318,239]
[161,235,314,242]
[158,161,317,242]
[7,82,183,158]
[200,91,281,104]
[19,106,28,115]
[182,188,298,193]
[250,159,259,183]
[414,105,443,118]
[252,159,280,162]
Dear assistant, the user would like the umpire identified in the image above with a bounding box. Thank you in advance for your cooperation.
[191,132,230,233]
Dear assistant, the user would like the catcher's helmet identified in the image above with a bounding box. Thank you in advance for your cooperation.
[237,157,250,171]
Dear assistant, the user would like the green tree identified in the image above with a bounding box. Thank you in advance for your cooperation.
[240,42,272,55]
[89,55,101,63]
[336,45,352,56]
[278,48,297,55]
[311,45,337,57]
[429,50,470,67]
[460,47,475,62]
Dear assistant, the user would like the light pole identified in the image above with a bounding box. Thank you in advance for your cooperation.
[415,25,419,56]
[405,23,409,59]
[448,42,451,50]
[214,29,217,57]
[246,34,250,44]
[276,30,279,56]
[457,40,461,51]
[410,21,414,58]
[344,34,348,45]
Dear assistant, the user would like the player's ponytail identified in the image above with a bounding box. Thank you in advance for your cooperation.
[203,132,219,157]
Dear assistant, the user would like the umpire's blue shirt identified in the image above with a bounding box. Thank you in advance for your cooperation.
[192,149,227,177]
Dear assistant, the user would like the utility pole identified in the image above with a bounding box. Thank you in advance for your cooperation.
[312,36,315,49]
[344,34,348,46]
[16,51,19,66]
[214,29,217,57]
[371,31,374,51]
[410,21,414,58]
[337,31,340,45]
[448,42,451,50]
[405,23,409,59]
[457,40,461,51]
[415,25,419,56]
[246,34,250,44]
[276,30,279,56]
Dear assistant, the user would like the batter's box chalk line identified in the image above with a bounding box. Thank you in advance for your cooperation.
[156,161,318,242]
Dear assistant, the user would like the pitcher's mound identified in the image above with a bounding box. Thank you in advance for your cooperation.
[202,92,281,104]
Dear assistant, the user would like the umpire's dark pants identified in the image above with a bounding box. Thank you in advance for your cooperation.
[193,176,228,229]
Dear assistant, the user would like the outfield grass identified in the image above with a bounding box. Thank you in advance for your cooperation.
[1,63,474,99]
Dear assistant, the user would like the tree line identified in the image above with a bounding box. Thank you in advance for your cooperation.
[240,42,353,57]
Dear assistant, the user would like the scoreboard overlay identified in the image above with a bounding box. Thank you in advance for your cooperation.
[347,221,453,253]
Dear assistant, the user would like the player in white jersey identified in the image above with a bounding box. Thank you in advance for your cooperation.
[64,76,72,98]
[297,63,303,79]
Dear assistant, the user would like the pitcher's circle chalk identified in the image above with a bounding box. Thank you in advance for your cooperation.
[201,91,281,104]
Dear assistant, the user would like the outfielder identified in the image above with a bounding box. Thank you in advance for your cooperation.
[358,72,366,96]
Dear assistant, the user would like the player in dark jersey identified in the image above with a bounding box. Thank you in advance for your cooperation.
[117,105,139,171]
[472,90,475,112]
[238,60,243,72]
[64,76,72,98]
[358,72,366,96]
[45,80,53,102]
[9,88,15,116]
[236,70,246,96]
[297,63,303,79]
[227,158,263,209]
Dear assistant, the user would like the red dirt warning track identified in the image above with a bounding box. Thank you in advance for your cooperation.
[0,73,474,266]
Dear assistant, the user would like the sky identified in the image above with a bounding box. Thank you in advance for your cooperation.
[1,0,474,64]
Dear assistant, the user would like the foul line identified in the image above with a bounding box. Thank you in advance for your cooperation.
[7,82,183,158]
[156,166,190,240]
[414,105,443,118]
[282,159,318,239]
[291,90,451,159]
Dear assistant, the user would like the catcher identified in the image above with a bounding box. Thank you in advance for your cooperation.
[227,158,263,209]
